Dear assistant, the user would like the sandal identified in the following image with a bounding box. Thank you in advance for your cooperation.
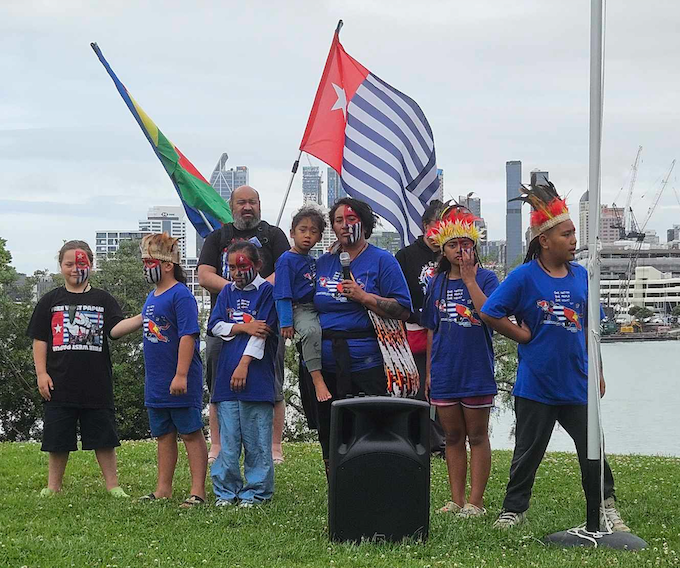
[139,493,158,501]
[179,495,205,508]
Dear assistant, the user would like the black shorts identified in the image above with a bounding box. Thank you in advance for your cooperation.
[41,405,120,452]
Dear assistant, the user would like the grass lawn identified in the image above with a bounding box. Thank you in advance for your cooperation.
[0,441,678,567]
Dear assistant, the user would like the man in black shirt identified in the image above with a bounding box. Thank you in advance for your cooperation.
[198,185,290,463]
[395,200,446,456]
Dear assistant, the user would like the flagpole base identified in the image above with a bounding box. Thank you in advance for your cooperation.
[544,529,647,550]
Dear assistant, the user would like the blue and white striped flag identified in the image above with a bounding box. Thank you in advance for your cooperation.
[300,26,439,246]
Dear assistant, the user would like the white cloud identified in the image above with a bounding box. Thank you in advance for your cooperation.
[1,0,679,273]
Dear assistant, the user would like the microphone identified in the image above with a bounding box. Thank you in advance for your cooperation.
[339,251,351,281]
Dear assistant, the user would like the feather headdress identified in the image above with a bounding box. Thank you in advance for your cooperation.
[140,233,181,264]
[426,204,483,250]
[510,181,571,238]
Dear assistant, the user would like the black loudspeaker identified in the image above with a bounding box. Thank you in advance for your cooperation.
[328,397,430,542]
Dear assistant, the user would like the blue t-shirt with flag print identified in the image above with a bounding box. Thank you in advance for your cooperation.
[314,244,412,373]
[274,250,316,304]
[481,260,600,406]
[142,283,203,409]
[421,269,499,400]
[207,280,279,404]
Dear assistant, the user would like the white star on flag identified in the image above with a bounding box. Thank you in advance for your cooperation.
[330,83,347,119]
[54,323,62,334]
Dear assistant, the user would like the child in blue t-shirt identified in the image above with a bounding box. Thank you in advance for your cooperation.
[139,234,207,507]
[421,206,499,518]
[274,207,331,402]
[480,181,628,532]
[207,241,278,507]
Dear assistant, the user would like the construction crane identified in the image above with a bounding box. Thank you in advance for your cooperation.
[611,146,642,240]
[624,146,643,234]
[614,158,676,317]
[640,159,676,232]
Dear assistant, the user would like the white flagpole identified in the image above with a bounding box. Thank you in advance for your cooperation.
[585,0,604,533]
[544,1,646,548]
[275,150,303,227]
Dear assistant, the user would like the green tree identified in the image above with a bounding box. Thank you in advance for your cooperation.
[0,238,43,441]
[630,306,653,320]
[91,239,152,440]
[672,306,680,317]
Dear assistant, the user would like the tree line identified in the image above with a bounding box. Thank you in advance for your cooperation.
[0,237,517,443]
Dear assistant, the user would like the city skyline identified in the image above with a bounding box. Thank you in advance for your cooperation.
[3,2,679,273]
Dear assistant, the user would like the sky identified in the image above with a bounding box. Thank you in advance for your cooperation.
[2,0,679,274]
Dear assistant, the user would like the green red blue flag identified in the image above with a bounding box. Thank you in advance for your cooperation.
[90,43,231,237]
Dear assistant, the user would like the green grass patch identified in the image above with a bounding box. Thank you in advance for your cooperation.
[1,442,678,567]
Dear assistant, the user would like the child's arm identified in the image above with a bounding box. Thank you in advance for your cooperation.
[276,299,294,339]
[480,314,531,344]
[110,314,143,339]
[230,355,254,392]
[169,334,196,395]
[460,249,489,314]
[33,339,53,401]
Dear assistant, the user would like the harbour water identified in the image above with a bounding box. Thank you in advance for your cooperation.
[489,341,679,457]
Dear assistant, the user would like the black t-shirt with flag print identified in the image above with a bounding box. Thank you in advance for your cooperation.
[27,287,124,409]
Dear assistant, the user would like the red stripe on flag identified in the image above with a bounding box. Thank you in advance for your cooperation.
[175,146,210,184]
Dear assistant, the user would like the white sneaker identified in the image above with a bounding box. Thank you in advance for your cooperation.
[215,499,236,507]
[493,510,526,529]
[600,497,630,532]
[238,500,255,509]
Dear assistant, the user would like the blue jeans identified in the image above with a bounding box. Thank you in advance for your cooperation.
[211,401,274,503]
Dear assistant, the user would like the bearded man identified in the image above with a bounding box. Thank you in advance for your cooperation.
[198,185,290,464]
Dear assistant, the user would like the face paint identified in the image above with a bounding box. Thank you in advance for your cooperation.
[143,259,162,284]
[342,205,363,245]
[234,253,256,286]
[74,249,91,285]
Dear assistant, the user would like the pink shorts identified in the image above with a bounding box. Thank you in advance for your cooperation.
[430,395,495,409]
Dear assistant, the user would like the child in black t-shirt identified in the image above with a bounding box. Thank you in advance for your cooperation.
[27,240,142,497]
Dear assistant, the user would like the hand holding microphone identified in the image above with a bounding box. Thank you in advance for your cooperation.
[339,252,364,302]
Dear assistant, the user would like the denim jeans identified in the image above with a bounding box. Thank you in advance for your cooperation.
[211,400,274,503]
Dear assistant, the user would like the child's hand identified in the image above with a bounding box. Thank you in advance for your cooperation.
[424,374,431,401]
[460,249,478,285]
[517,321,532,344]
[281,326,295,339]
[240,320,271,338]
[230,362,248,392]
[169,374,188,395]
[37,372,54,401]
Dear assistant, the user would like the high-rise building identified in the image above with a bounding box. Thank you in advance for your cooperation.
[94,229,152,265]
[579,191,624,248]
[434,169,444,202]
[368,231,402,255]
[505,160,523,267]
[530,169,549,186]
[479,240,506,265]
[209,153,249,201]
[667,225,680,243]
[310,207,335,259]
[138,206,187,261]
[457,194,481,217]
[327,167,346,207]
[302,166,322,205]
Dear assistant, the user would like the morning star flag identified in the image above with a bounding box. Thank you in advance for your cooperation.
[299,23,439,245]
[90,43,232,237]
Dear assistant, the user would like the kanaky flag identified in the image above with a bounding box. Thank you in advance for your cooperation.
[91,43,232,238]
[299,23,439,245]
